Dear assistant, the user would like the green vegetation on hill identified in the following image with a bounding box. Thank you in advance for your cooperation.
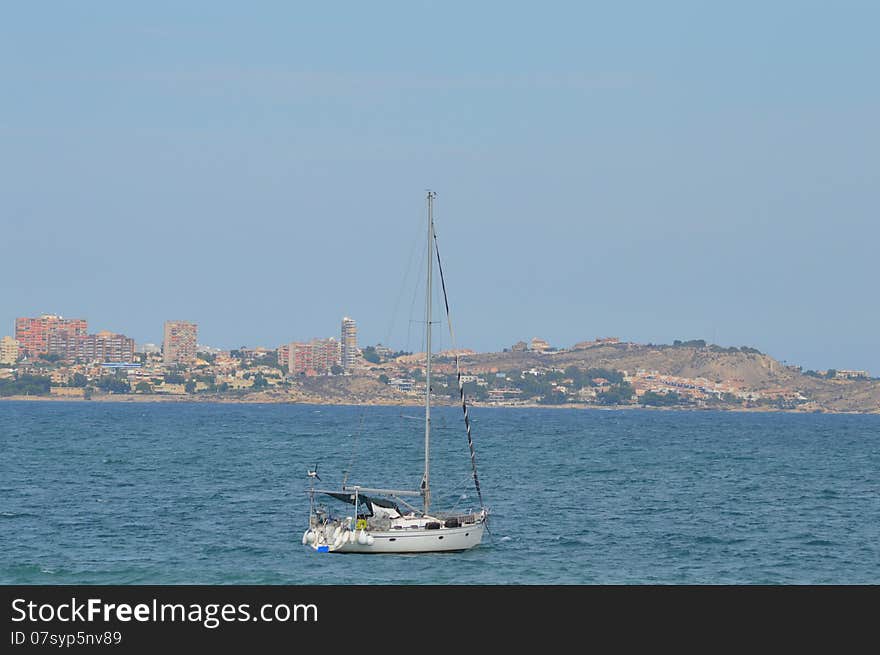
[0,374,52,397]
[432,365,635,406]
[641,390,682,406]
[362,346,381,364]
[96,376,130,394]
[363,346,411,364]
[804,369,838,379]
[669,339,762,355]
[673,339,706,348]
[596,382,635,405]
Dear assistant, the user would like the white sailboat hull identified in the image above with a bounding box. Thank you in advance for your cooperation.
[312,521,485,554]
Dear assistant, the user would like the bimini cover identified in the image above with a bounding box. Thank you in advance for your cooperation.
[322,492,401,518]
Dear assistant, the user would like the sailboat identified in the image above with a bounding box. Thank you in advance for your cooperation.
[302,191,489,553]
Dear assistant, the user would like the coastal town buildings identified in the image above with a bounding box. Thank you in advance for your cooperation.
[487,387,524,402]
[341,316,358,372]
[289,338,341,375]
[13,315,135,363]
[15,315,87,358]
[0,336,19,364]
[236,346,273,361]
[626,370,769,403]
[77,331,135,363]
[834,370,870,380]
[44,329,135,363]
[530,337,551,353]
[163,320,198,365]
[2,311,873,411]
[388,377,415,393]
[276,343,290,369]
[46,331,78,359]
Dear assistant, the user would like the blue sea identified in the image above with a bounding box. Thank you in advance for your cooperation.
[1,401,878,584]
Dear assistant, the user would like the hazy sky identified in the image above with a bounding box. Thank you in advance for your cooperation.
[2,2,878,372]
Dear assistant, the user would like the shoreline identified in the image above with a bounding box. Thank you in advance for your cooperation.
[1,394,876,415]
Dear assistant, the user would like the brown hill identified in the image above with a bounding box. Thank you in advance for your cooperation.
[450,343,879,413]
[456,344,792,388]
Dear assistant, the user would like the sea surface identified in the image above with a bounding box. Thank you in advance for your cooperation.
[1,401,878,584]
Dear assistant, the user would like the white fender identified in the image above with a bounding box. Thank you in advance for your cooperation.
[366,534,375,546]
[357,530,368,545]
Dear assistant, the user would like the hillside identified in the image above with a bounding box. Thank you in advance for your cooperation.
[456,344,790,387]
[283,343,880,413]
[446,343,880,413]
[5,342,876,413]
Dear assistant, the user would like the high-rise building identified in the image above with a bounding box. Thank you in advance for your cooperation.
[0,336,20,365]
[45,328,135,363]
[289,338,341,375]
[15,315,136,363]
[341,316,358,372]
[163,321,198,365]
[77,331,135,363]
[15,315,87,358]
[46,330,79,359]
[276,344,290,370]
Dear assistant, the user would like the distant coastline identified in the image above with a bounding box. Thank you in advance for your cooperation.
[2,393,876,415]
[4,341,879,414]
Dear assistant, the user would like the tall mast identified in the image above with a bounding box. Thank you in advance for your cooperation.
[423,190,435,515]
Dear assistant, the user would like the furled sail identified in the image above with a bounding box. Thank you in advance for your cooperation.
[432,229,485,510]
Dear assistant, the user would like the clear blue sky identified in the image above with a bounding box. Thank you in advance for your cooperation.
[2,1,878,372]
